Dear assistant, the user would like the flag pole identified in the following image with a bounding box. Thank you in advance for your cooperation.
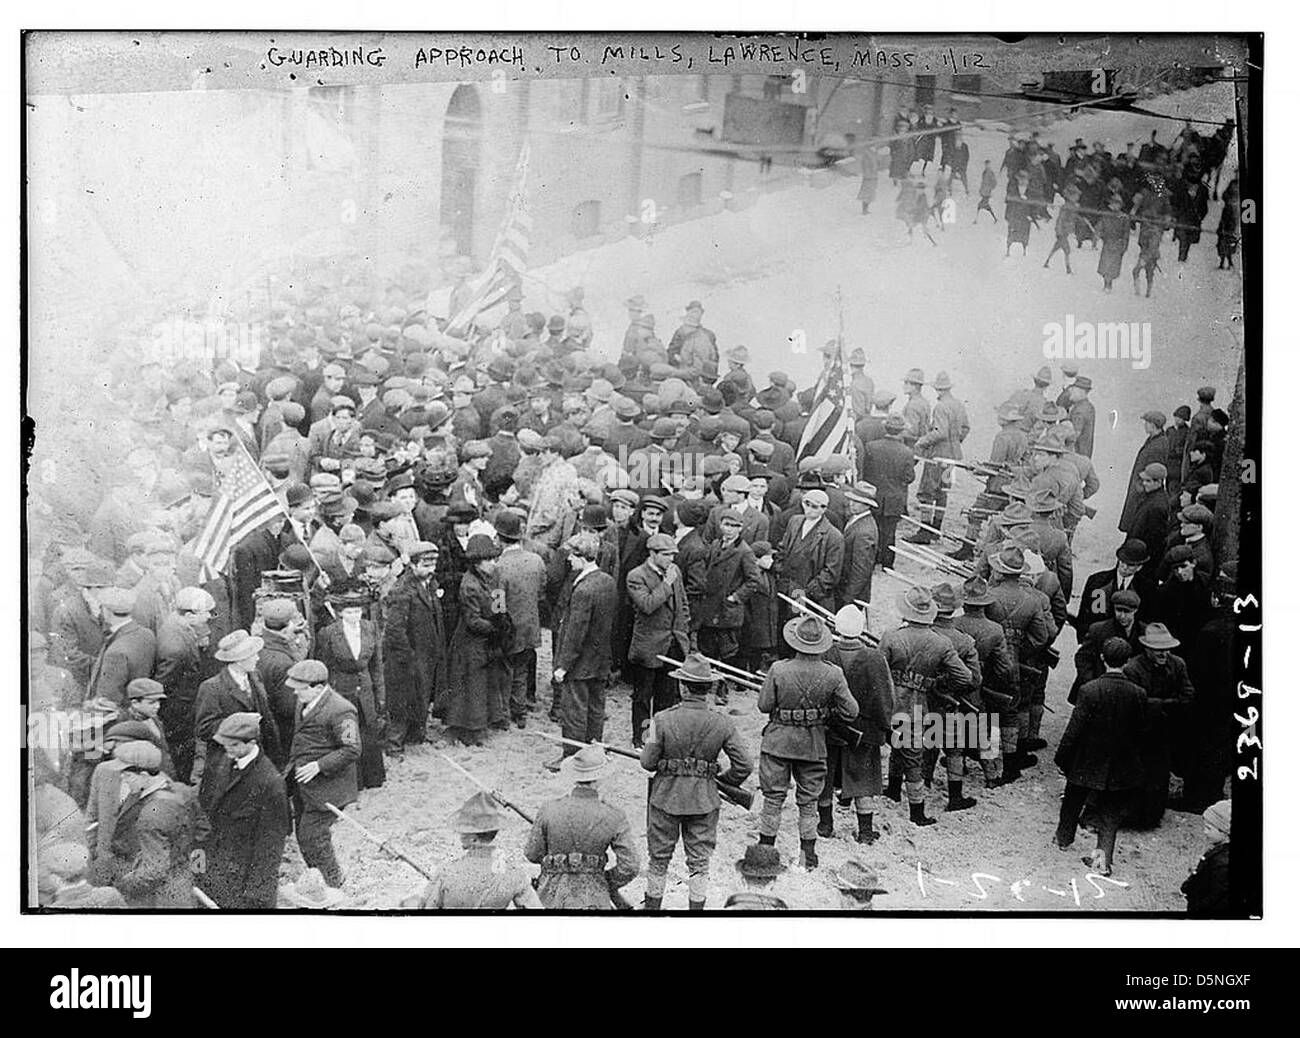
[836,285,857,477]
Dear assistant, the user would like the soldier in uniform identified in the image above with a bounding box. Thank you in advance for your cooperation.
[953,576,1017,785]
[524,745,640,910]
[880,588,972,826]
[284,658,361,889]
[754,615,858,868]
[639,654,753,910]
[402,792,542,910]
[817,605,894,844]
[900,368,931,448]
[928,583,983,811]
[906,371,969,545]
[983,545,1053,783]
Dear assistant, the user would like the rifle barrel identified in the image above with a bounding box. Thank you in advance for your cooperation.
[326,802,435,881]
[439,754,536,823]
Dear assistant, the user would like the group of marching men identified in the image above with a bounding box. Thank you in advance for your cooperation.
[28,272,1237,909]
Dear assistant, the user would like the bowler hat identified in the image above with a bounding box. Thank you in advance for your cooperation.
[494,510,524,542]
[580,504,609,530]
[783,615,833,654]
[464,534,501,561]
[1116,539,1149,565]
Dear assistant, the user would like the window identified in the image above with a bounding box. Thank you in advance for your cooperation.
[677,172,703,210]
[572,199,601,239]
[692,74,711,102]
[952,74,982,96]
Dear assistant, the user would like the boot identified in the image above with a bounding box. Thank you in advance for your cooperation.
[909,802,937,827]
[885,774,903,802]
[643,896,662,910]
[856,812,879,844]
[757,833,776,847]
[1012,751,1039,770]
[1022,705,1047,752]
[904,529,936,545]
[800,838,819,869]
[1021,736,1049,753]
[946,780,977,812]
[688,899,706,912]
[947,543,975,562]
[921,748,938,788]
[817,803,835,838]
[993,756,1021,785]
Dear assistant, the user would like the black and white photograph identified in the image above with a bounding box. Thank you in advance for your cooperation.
[18,20,1266,943]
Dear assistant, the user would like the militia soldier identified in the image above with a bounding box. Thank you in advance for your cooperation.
[983,545,1053,783]
[402,792,542,910]
[755,615,859,867]
[817,606,894,844]
[880,587,972,825]
[928,583,983,810]
[524,745,640,910]
[284,658,361,889]
[639,654,753,910]
[900,368,931,448]
[953,576,1017,785]
[906,371,969,545]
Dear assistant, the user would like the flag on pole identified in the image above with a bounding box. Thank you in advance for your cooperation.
[189,445,287,581]
[445,143,532,336]
[795,343,854,469]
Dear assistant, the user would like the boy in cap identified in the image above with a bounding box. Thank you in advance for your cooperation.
[284,658,361,888]
[1182,799,1231,917]
[523,745,640,910]
[198,711,292,909]
[640,653,753,910]
[755,615,858,867]
[41,843,128,909]
[402,792,542,909]
[108,741,201,908]
[696,509,761,705]
[740,540,780,678]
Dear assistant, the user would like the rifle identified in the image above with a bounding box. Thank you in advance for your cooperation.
[326,801,435,881]
[528,730,754,811]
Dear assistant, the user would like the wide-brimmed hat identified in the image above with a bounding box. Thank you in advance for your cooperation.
[671,653,721,683]
[999,502,1034,526]
[1139,623,1180,650]
[1027,489,1061,513]
[735,843,786,879]
[280,868,346,909]
[988,545,1026,576]
[961,576,994,607]
[831,860,888,895]
[896,587,938,624]
[783,614,833,654]
[844,481,878,507]
[451,790,504,834]
[214,629,264,662]
[931,582,961,615]
[562,744,609,782]
[931,371,954,391]
[833,605,866,638]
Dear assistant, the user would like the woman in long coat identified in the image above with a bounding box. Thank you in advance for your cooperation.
[857,145,879,214]
[888,118,914,185]
[1004,171,1033,255]
[443,535,512,746]
[317,591,387,790]
[1097,194,1132,291]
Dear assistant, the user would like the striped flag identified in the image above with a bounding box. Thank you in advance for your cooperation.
[445,143,532,336]
[796,341,854,468]
[189,444,287,580]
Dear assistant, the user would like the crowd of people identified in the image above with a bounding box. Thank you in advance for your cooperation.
[855,105,1241,293]
[28,209,1240,912]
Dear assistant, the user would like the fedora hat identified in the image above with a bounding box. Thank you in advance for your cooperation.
[988,545,1026,576]
[562,744,609,782]
[671,653,721,683]
[214,629,264,662]
[783,614,833,654]
[280,868,346,909]
[451,790,504,834]
[1139,623,1180,650]
[896,587,938,624]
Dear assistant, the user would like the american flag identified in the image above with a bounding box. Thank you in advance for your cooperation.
[796,340,855,468]
[188,442,287,580]
[445,143,532,337]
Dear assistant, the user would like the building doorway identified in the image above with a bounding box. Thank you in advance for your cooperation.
[441,85,482,257]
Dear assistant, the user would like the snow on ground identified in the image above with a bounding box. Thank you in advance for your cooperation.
[295,84,1243,913]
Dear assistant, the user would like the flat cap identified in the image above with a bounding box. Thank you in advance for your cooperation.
[126,678,167,700]
[286,659,329,685]
[215,712,262,743]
